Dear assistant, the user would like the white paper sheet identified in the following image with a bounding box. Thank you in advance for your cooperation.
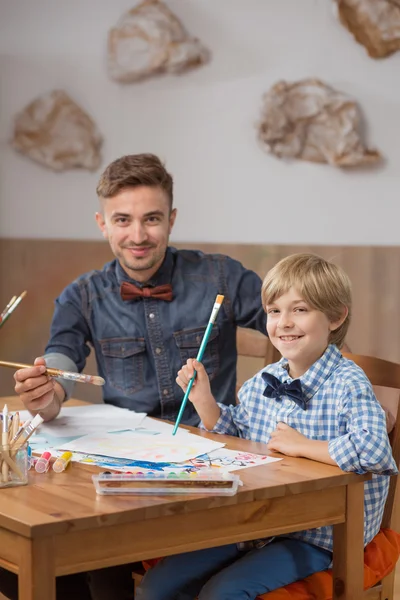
[61,430,226,463]
[18,405,147,437]
[139,416,191,436]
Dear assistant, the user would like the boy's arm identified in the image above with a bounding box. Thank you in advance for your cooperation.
[268,423,338,466]
[176,359,221,429]
[176,359,250,437]
[269,381,397,475]
[328,381,397,475]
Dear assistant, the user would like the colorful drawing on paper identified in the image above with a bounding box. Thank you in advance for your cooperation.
[185,449,281,472]
[30,431,281,473]
[78,454,174,471]
[73,448,281,473]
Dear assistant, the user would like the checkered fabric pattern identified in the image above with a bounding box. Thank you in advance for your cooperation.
[202,344,398,552]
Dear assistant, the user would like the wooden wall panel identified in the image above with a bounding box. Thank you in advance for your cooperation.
[0,239,399,400]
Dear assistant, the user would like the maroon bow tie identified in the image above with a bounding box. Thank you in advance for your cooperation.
[120,281,173,302]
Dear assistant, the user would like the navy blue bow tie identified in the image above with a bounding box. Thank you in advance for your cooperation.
[262,372,307,410]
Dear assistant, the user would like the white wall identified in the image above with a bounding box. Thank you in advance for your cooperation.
[0,0,399,245]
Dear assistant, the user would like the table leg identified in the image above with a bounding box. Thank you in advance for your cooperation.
[18,537,55,600]
[332,480,364,600]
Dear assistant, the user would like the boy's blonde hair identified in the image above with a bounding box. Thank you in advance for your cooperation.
[261,253,351,348]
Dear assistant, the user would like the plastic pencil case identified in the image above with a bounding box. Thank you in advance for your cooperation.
[92,470,243,496]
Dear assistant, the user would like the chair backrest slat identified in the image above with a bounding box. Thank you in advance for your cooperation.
[343,353,400,530]
[236,328,280,363]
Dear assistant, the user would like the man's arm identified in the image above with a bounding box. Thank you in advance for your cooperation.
[14,281,92,421]
[223,257,267,335]
[45,285,92,389]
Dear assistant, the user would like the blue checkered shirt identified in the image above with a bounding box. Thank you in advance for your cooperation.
[203,344,398,552]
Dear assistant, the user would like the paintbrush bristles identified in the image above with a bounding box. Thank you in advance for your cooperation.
[92,376,106,386]
[0,291,27,328]
[1,296,16,316]
[216,294,224,304]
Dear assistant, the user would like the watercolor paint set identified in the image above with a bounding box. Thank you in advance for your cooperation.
[92,470,243,496]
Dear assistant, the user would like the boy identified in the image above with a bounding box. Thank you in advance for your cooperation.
[137,253,397,600]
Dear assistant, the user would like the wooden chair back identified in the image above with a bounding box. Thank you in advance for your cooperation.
[342,353,400,600]
[342,353,400,532]
[236,328,280,363]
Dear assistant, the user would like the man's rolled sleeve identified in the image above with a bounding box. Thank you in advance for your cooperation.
[43,352,78,401]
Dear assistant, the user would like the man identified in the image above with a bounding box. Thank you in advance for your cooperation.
[14,153,266,425]
[7,153,267,600]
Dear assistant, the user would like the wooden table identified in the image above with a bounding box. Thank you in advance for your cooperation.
[0,397,369,600]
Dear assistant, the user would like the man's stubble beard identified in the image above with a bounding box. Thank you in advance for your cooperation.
[120,247,165,275]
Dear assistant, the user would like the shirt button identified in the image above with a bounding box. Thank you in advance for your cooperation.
[155,347,162,355]
[149,313,155,319]
[163,389,168,396]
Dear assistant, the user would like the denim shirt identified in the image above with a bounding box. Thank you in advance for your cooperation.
[45,247,267,425]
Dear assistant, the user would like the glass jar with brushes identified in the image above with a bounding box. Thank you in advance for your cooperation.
[0,408,43,488]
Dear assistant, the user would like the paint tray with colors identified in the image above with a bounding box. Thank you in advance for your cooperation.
[92,470,243,496]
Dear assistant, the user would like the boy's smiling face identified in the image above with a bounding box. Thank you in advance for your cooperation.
[266,287,344,379]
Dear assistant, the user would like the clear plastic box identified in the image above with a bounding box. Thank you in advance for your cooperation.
[92,470,243,496]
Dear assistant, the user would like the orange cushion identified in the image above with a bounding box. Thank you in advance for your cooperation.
[143,558,161,571]
[255,528,400,600]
